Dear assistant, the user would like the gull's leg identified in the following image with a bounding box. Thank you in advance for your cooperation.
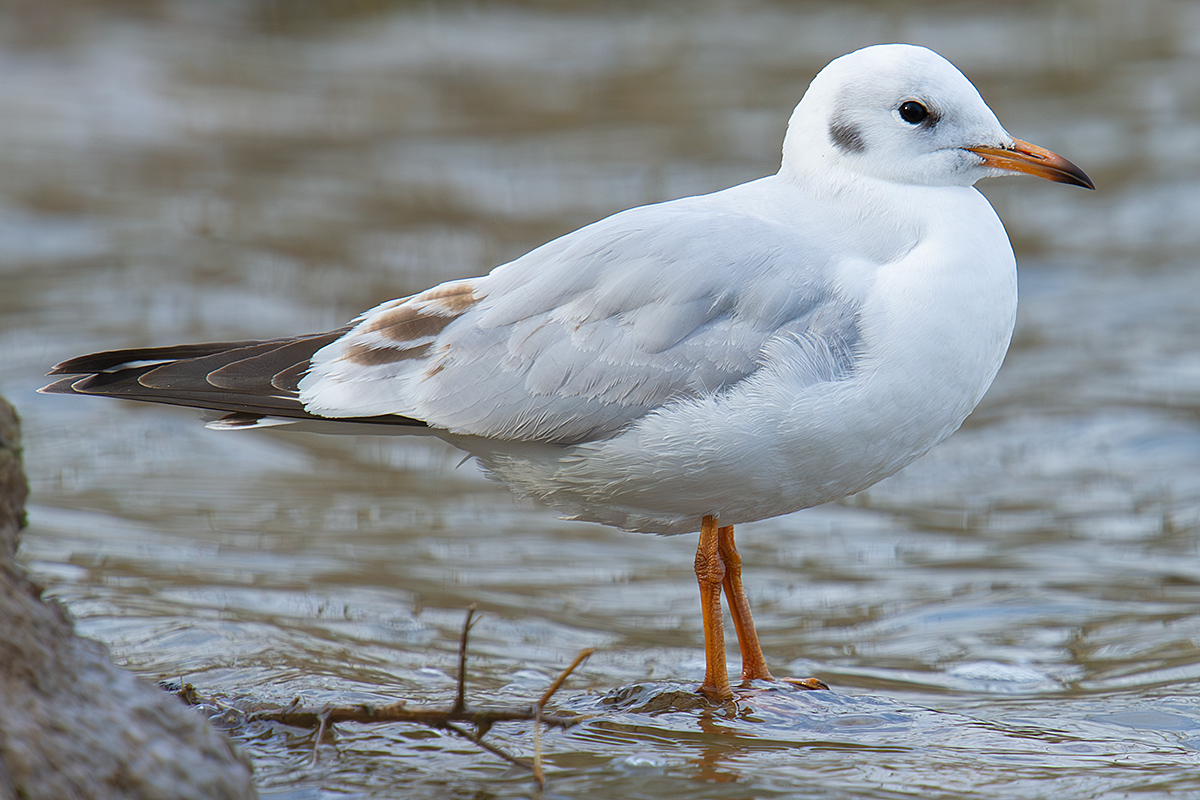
[695,514,734,701]
[716,524,773,682]
[717,524,830,691]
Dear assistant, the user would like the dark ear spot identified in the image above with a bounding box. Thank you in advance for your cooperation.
[829,117,866,153]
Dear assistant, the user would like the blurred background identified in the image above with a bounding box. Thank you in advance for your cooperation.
[3,1,1200,798]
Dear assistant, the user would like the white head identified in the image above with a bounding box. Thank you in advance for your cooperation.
[782,44,1093,191]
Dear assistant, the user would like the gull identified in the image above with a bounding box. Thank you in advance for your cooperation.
[42,44,1093,701]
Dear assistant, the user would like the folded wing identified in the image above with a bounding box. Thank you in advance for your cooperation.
[45,198,862,443]
[301,202,861,444]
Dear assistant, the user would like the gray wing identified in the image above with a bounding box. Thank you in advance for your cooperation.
[300,201,862,444]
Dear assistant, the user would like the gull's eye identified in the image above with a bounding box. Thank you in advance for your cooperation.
[898,101,929,124]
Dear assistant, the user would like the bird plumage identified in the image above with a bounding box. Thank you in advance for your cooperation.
[44,43,1090,538]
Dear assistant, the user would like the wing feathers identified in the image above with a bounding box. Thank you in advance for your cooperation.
[48,339,270,375]
[295,202,862,443]
[47,195,865,445]
[41,328,426,429]
[202,333,347,392]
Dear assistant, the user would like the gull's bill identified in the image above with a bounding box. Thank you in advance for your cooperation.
[968,138,1095,189]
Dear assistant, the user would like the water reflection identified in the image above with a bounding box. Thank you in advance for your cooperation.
[5,1,1200,798]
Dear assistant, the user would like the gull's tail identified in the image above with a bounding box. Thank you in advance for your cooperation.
[40,331,427,431]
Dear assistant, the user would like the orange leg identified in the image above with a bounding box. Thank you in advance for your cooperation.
[718,524,829,692]
[716,525,773,682]
[694,514,733,701]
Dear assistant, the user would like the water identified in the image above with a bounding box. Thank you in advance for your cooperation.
[4,2,1200,797]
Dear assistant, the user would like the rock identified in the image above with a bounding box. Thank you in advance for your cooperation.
[0,397,257,800]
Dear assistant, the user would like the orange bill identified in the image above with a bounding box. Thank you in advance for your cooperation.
[967,138,1095,189]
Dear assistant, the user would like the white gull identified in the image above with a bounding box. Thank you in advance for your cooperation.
[44,44,1093,700]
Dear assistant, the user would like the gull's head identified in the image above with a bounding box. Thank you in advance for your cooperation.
[782,44,1093,190]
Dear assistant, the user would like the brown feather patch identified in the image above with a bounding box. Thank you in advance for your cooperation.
[362,306,456,341]
[418,281,477,312]
[360,281,478,342]
[344,342,431,366]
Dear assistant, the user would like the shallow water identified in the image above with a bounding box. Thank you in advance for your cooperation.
[5,2,1200,798]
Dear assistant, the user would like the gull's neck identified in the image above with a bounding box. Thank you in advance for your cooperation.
[768,161,952,267]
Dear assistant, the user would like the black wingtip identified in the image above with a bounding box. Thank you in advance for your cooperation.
[38,376,83,395]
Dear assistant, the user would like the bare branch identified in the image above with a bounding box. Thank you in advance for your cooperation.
[442,721,534,778]
[538,648,595,709]
[248,701,580,730]
[211,607,596,790]
[453,604,478,715]
[311,709,332,766]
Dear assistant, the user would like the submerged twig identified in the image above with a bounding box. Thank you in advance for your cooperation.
[539,647,595,709]
[311,709,331,766]
[531,645,593,789]
[533,701,545,788]
[442,720,531,773]
[237,607,593,787]
[453,603,479,715]
[249,701,580,730]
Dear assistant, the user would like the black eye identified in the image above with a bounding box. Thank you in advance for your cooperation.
[898,101,929,124]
